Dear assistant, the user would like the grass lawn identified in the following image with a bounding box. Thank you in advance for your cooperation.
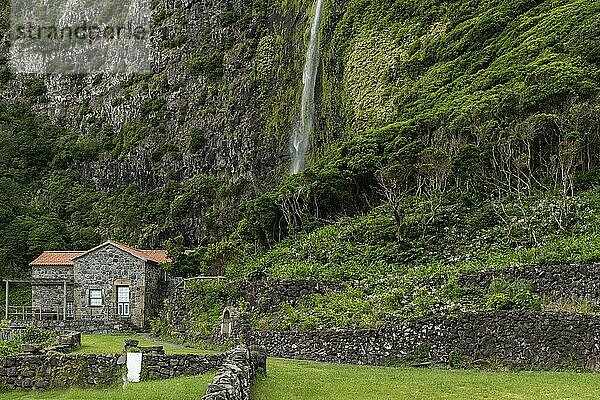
[251,359,600,400]
[0,373,214,400]
[70,334,208,355]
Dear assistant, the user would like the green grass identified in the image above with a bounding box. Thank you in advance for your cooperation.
[70,334,208,355]
[251,359,600,400]
[0,373,214,400]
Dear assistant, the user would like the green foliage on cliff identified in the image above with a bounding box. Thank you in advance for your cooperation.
[162,0,600,332]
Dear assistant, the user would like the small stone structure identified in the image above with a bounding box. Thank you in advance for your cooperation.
[220,307,240,337]
[203,345,267,400]
[163,278,342,342]
[28,241,171,329]
[248,310,600,370]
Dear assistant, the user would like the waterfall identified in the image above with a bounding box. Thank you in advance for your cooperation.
[289,0,325,175]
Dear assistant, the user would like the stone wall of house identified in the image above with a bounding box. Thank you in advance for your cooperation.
[144,263,168,324]
[460,264,600,300]
[248,311,600,370]
[203,346,267,400]
[73,244,147,327]
[31,266,74,313]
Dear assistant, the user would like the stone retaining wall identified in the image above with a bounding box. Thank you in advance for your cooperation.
[239,279,343,312]
[460,264,600,300]
[248,311,600,370]
[203,345,266,400]
[11,319,137,334]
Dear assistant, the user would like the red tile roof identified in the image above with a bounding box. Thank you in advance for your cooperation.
[30,251,86,266]
[30,241,172,266]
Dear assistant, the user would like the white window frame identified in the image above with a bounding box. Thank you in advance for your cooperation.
[89,289,102,307]
[117,286,130,316]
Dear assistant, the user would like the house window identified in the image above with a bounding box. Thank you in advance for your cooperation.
[89,289,102,306]
[117,286,130,316]
[66,302,74,317]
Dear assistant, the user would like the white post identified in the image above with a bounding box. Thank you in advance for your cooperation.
[4,280,8,320]
[63,281,67,321]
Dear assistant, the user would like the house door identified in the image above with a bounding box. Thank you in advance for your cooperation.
[117,286,130,316]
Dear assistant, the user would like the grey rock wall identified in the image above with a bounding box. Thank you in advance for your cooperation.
[31,266,74,313]
[162,278,342,340]
[203,345,266,400]
[460,264,600,301]
[0,346,264,392]
[240,279,343,312]
[248,310,600,371]
[18,319,137,333]
[0,354,122,389]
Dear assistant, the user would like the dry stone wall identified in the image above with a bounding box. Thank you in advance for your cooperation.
[0,354,123,389]
[16,319,137,334]
[163,278,342,340]
[239,279,343,312]
[461,264,600,300]
[248,311,600,371]
[142,353,225,379]
[0,346,264,391]
[203,345,266,400]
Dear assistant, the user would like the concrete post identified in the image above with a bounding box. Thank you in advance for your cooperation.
[4,280,8,320]
[63,281,67,321]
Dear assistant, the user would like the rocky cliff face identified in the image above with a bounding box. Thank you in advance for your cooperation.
[0,0,336,247]
[6,0,310,190]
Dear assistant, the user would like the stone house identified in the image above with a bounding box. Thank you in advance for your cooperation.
[28,241,170,328]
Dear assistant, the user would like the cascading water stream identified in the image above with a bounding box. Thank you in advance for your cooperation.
[289,0,325,175]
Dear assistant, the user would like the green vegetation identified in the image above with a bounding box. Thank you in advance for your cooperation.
[153,0,600,333]
[1,0,600,334]
[188,51,225,81]
[0,373,214,400]
[0,326,55,358]
[71,334,208,355]
[251,359,600,400]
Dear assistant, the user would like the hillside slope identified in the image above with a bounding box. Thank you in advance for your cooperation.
[154,0,600,333]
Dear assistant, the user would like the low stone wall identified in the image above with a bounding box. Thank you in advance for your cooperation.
[203,345,266,400]
[11,319,137,334]
[248,311,600,370]
[142,353,225,379]
[0,347,262,391]
[0,354,123,389]
[461,264,600,300]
